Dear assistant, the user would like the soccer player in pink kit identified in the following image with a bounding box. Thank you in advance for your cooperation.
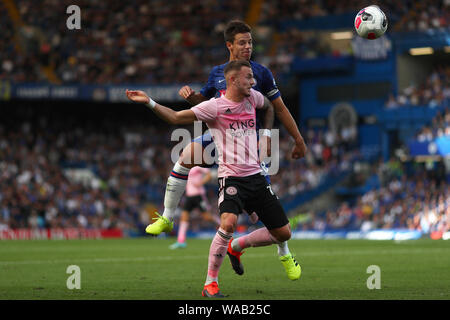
[169,167,219,249]
[145,20,304,282]
[126,60,305,298]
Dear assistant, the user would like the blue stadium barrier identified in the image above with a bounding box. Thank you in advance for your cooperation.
[336,173,380,196]
[278,13,355,31]
[0,82,203,102]
[391,29,450,53]
[281,167,352,212]
[291,56,354,73]
[291,229,423,240]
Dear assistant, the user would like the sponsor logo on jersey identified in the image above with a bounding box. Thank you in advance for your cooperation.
[228,119,255,130]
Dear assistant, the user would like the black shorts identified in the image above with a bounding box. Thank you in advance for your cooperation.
[218,173,289,230]
[182,195,209,212]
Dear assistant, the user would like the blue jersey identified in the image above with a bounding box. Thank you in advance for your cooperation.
[200,60,281,103]
[194,60,278,182]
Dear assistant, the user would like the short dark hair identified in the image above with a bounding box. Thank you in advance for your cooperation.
[224,20,251,43]
[224,60,251,75]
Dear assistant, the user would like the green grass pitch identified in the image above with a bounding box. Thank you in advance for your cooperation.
[0,238,449,300]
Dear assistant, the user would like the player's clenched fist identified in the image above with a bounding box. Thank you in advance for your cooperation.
[178,85,195,100]
[291,142,307,159]
[125,89,150,104]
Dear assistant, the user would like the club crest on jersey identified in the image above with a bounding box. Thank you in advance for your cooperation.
[244,101,252,112]
[225,186,237,196]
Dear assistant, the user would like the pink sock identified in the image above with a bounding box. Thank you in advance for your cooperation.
[177,221,189,243]
[236,227,279,251]
[205,228,232,285]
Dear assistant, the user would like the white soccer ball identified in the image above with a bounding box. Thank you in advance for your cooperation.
[354,5,388,40]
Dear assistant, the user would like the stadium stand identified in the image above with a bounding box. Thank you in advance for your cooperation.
[0,101,360,232]
[385,65,449,109]
[1,0,449,241]
[292,157,449,234]
[1,0,249,84]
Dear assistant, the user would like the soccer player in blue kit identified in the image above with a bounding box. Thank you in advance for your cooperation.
[146,20,307,280]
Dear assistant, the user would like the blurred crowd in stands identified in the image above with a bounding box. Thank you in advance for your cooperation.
[415,107,450,142]
[385,65,450,109]
[1,0,248,84]
[2,102,447,236]
[297,158,450,236]
[0,103,360,232]
[1,0,448,85]
[0,109,174,231]
[1,0,449,237]
[296,107,450,235]
[271,124,358,197]
[390,0,449,33]
[257,0,448,32]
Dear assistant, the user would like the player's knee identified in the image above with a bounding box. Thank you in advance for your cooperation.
[276,232,291,243]
[220,213,237,233]
[220,220,236,234]
[179,157,195,169]
[273,227,291,242]
[181,211,189,221]
[180,142,204,167]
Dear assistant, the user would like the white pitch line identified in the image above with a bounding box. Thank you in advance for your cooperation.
[0,248,448,266]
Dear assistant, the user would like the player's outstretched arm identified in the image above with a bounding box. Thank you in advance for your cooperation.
[271,96,307,159]
[126,89,197,125]
[178,85,208,106]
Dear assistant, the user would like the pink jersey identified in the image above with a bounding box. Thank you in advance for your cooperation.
[191,89,264,178]
[186,167,210,196]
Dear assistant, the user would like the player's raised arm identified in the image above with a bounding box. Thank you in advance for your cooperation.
[271,96,307,159]
[259,97,275,158]
[261,97,275,130]
[126,89,197,125]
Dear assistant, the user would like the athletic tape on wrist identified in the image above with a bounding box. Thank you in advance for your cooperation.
[146,98,156,109]
[261,129,271,137]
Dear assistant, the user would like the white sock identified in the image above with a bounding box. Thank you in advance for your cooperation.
[231,234,290,257]
[230,238,242,252]
[277,241,290,257]
[162,162,190,220]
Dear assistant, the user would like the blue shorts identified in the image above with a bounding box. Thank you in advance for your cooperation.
[191,131,271,184]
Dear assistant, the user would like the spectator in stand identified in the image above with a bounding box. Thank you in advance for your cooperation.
[299,159,449,234]
[0,103,360,232]
[384,66,449,109]
[2,0,448,85]
[413,107,450,143]
[1,0,249,84]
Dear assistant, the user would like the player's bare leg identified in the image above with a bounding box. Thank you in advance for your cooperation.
[229,223,301,280]
[201,211,220,225]
[203,212,236,298]
[163,141,204,219]
[145,142,204,235]
[170,210,189,249]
